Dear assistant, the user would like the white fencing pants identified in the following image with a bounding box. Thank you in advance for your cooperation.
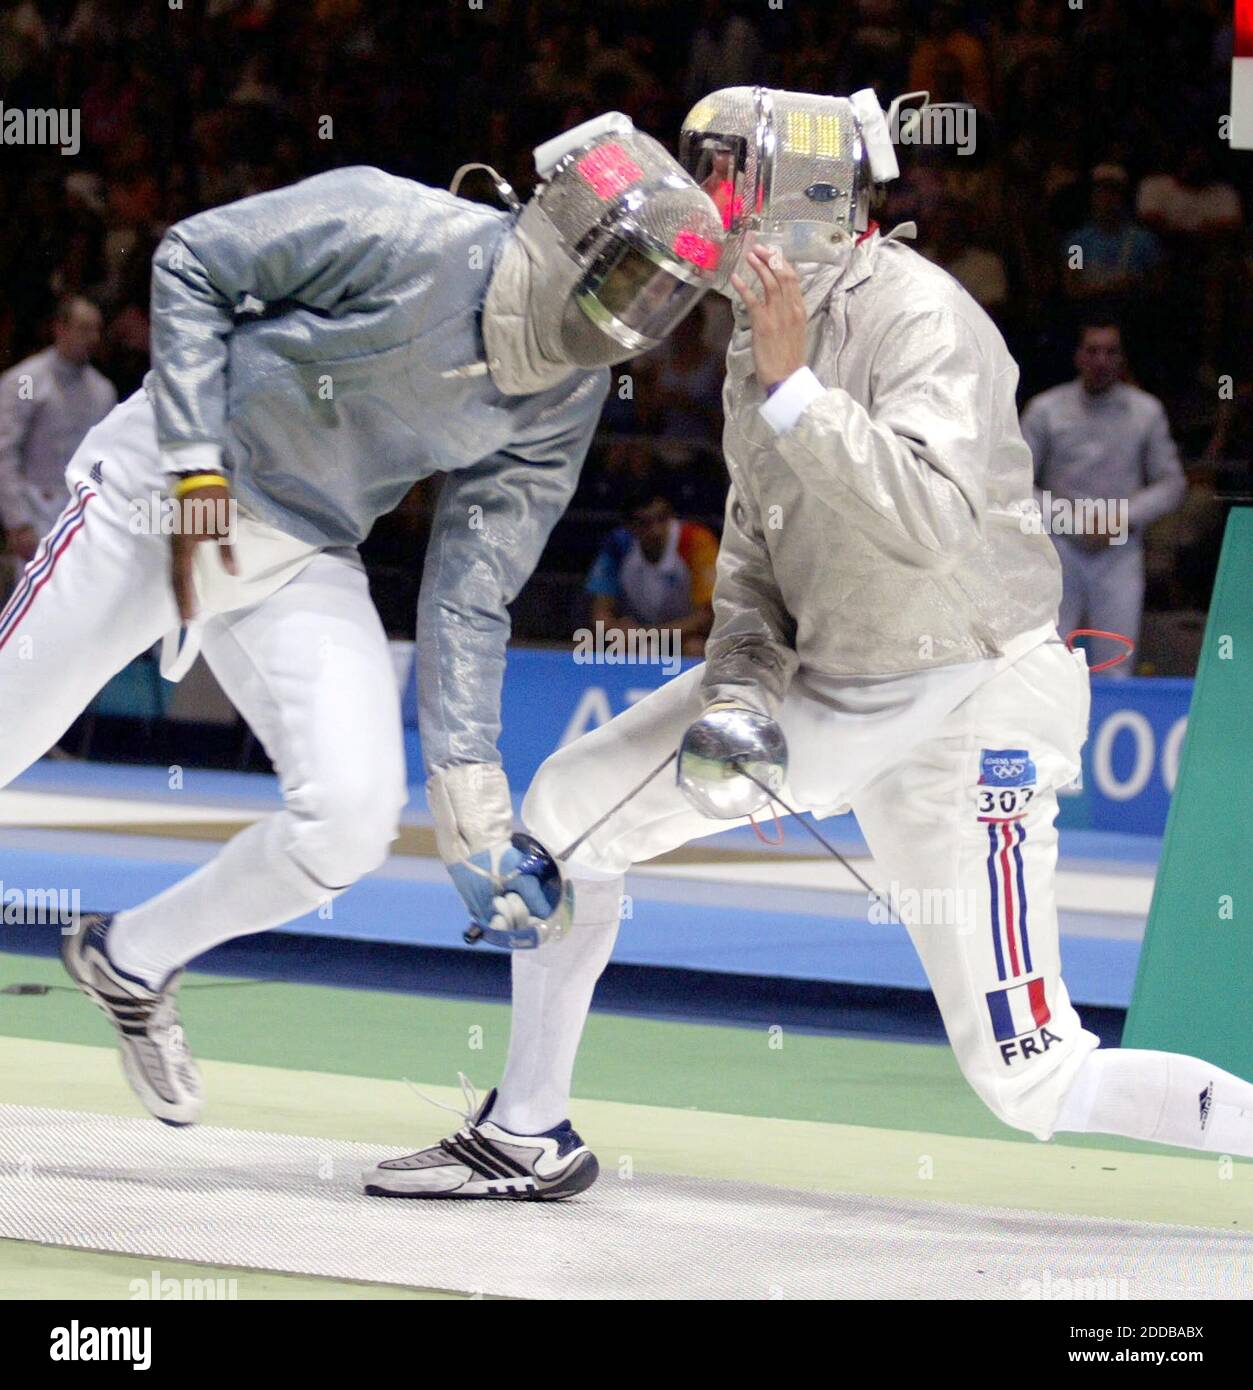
[511,640,1102,1139]
[0,391,407,985]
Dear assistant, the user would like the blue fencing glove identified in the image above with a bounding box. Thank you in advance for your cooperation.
[429,764,572,950]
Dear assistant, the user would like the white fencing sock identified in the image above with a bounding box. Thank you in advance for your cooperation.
[107,815,342,987]
[1054,1047,1253,1157]
[492,873,623,1135]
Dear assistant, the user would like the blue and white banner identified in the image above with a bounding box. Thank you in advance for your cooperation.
[395,643,1192,839]
[1060,677,1192,836]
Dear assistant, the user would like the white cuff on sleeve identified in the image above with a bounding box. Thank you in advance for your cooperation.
[427,763,513,863]
[159,441,225,477]
[758,366,826,436]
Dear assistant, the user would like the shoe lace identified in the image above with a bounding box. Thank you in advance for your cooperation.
[402,1071,480,1131]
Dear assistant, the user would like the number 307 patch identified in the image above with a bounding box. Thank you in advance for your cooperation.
[976,748,1037,821]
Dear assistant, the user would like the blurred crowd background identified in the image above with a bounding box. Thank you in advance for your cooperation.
[1,0,1250,678]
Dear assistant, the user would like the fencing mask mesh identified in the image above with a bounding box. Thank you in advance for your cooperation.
[680,86,902,290]
[483,115,724,395]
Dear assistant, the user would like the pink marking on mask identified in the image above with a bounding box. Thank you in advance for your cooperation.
[576,144,644,199]
[673,229,722,270]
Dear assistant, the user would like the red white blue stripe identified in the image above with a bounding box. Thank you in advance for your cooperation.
[985,818,1032,981]
[0,482,96,653]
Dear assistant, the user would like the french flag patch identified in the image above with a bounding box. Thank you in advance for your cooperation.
[985,979,1051,1041]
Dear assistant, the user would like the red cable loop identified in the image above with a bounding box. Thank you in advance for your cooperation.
[749,802,785,845]
[1065,628,1135,674]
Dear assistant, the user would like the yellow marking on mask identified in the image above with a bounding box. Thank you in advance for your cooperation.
[784,110,812,155]
[815,113,842,160]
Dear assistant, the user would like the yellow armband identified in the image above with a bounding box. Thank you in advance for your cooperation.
[172,473,228,499]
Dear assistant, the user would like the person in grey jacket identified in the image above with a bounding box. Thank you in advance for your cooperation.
[0,113,723,1131]
[0,296,116,565]
[365,88,1253,1201]
[1021,319,1186,675]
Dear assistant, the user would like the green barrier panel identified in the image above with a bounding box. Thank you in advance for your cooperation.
[1123,507,1253,1075]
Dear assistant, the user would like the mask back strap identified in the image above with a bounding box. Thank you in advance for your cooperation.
[450,162,522,212]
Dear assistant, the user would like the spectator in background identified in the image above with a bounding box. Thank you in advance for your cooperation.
[1137,139,1243,241]
[79,52,141,153]
[1063,165,1163,313]
[1020,320,1186,676]
[0,297,116,565]
[635,305,724,447]
[526,18,593,110]
[990,0,1063,96]
[920,196,1008,320]
[0,0,48,85]
[849,0,910,92]
[102,235,160,399]
[685,0,762,106]
[587,481,718,657]
[908,0,991,112]
[1137,139,1243,379]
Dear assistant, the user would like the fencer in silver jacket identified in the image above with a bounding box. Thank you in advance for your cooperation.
[703,227,1063,717]
[147,126,723,781]
[144,115,725,950]
[674,83,1060,721]
[148,165,602,774]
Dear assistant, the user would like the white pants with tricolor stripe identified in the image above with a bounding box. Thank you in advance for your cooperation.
[0,390,407,964]
[519,638,1101,1141]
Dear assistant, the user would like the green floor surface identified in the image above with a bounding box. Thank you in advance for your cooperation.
[0,1240,462,1300]
[0,950,1116,1143]
[0,941,1248,1238]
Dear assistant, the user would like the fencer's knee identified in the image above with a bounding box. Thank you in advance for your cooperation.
[286,762,406,888]
[979,1093,1053,1140]
[959,1063,1068,1142]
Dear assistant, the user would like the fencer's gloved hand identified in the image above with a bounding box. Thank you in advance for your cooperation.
[676,700,788,819]
[428,764,572,950]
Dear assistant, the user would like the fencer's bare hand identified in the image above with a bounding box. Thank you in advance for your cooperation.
[170,480,237,622]
[731,245,807,391]
[9,525,38,563]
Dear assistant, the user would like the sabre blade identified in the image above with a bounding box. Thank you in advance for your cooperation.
[555,749,677,862]
[737,766,885,906]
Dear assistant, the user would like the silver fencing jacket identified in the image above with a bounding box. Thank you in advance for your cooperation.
[703,228,1061,715]
[146,167,609,770]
